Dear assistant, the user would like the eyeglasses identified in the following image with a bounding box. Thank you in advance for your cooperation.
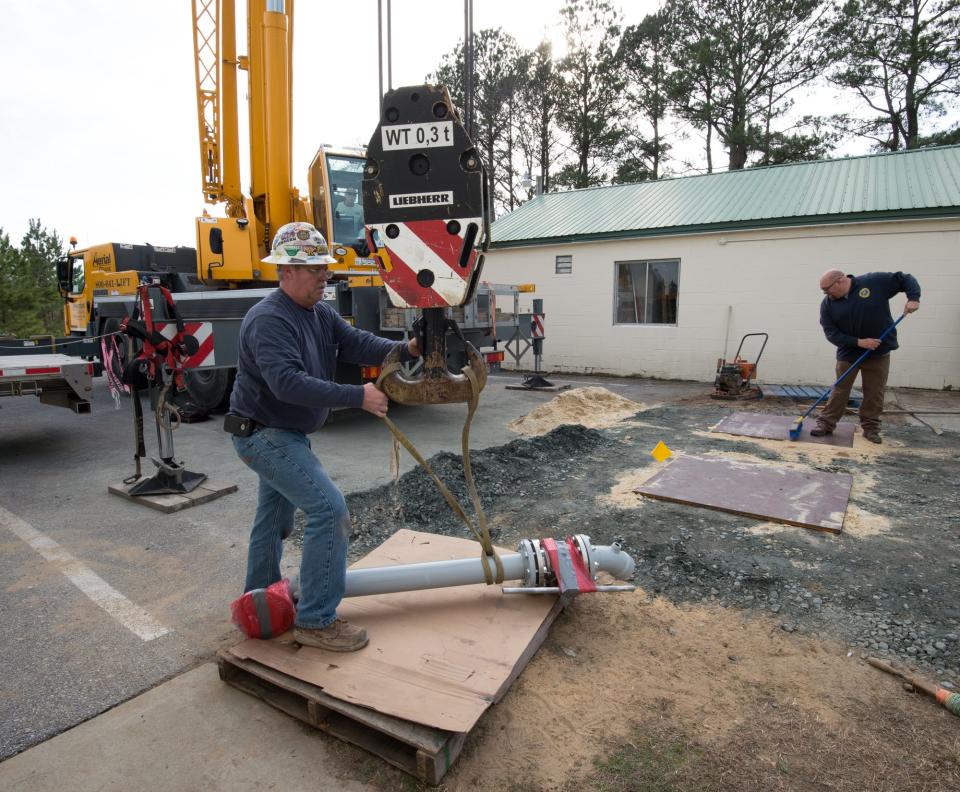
[821,276,843,293]
[302,265,329,276]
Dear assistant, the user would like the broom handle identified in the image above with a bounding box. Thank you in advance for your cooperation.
[868,657,960,717]
[800,314,906,422]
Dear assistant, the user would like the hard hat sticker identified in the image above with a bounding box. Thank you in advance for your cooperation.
[381,121,454,150]
[389,191,454,209]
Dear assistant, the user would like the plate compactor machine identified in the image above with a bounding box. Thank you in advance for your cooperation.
[711,332,768,400]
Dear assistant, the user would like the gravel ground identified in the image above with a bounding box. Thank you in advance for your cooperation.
[295,404,960,689]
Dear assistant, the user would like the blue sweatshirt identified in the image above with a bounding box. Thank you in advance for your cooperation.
[819,271,921,362]
[229,289,405,433]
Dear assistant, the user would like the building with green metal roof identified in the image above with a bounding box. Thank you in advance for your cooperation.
[484,146,960,390]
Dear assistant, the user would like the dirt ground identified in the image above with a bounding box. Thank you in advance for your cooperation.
[297,387,960,791]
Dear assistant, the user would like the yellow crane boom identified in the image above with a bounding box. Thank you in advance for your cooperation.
[190,0,308,283]
[192,0,242,215]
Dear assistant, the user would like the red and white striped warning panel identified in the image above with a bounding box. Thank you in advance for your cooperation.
[369,217,483,309]
[156,321,216,368]
[531,314,545,339]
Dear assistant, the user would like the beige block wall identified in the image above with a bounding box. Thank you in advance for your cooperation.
[483,218,960,389]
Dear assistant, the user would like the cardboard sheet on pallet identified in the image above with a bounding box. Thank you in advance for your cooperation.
[225,529,561,733]
[635,455,852,533]
[712,412,856,447]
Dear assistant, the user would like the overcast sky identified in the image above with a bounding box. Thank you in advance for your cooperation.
[0,0,652,249]
[2,1,948,252]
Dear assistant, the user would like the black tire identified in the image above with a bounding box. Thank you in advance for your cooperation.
[183,367,233,413]
[169,389,211,423]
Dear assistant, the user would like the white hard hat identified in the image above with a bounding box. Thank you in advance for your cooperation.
[262,222,336,265]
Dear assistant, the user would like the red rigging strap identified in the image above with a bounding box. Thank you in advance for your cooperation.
[155,321,215,369]
[120,285,199,389]
[541,538,597,596]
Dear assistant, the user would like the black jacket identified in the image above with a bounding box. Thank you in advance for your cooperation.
[819,271,921,362]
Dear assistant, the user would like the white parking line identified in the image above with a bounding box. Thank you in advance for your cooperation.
[0,504,170,641]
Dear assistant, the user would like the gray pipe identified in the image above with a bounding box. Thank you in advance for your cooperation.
[343,536,635,598]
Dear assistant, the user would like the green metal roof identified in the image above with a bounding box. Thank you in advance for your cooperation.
[490,145,960,248]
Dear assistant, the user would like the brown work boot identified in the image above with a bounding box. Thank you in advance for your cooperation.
[294,619,369,652]
[810,426,833,437]
[863,431,882,444]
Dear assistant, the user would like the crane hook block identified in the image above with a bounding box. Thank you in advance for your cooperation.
[362,84,490,309]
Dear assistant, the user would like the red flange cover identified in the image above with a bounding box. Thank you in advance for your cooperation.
[230,578,296,639]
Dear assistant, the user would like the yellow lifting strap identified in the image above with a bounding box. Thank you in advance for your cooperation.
[376,360,505,585]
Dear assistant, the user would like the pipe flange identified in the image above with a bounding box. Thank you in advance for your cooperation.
[516,538,548,587]
[569,533,596,580]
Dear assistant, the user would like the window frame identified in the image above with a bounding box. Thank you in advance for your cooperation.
[555,254,573,275]
[612,258,681,326]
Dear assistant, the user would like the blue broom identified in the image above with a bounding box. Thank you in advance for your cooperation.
[788,314,906,441]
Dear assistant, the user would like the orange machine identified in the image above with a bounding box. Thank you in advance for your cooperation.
[712,333,768,400]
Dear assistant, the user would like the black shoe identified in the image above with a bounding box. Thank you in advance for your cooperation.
[810,427,833,437]
[863,432,882,444]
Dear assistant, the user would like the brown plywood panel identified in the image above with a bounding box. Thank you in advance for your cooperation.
[635,455,852,533]
[226,529,562,733]
[712,412,856,447]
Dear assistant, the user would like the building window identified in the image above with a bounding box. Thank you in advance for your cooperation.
[555,254,572,274]
[614,259,679,324]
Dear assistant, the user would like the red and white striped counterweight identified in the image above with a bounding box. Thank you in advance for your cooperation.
[368,217,484,309]
[361,84,492,405]
[362,84,489,311]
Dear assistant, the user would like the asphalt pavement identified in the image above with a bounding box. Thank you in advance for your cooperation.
[0,370,704,781]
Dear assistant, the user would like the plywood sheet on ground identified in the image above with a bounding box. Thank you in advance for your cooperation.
[712,412,855,447]
[225,529,561,733]
[635,455,852,533]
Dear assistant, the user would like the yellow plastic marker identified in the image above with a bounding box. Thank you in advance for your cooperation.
[650,441,673,463]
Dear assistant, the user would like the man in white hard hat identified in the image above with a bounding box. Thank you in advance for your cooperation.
[226,222,419,651]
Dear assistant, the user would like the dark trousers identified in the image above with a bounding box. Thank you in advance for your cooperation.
[816,354,891,434]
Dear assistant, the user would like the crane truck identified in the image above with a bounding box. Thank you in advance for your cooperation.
[1,0,536,417]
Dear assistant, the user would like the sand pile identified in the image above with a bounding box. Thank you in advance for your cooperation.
[508,386,645,436]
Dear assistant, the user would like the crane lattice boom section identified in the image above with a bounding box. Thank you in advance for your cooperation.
[193,0,222,201]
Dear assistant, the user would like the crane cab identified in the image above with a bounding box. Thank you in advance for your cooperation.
[309,146,382,282]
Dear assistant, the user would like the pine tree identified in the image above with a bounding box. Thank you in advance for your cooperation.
[0,220,65,337]
[826,0,960,149]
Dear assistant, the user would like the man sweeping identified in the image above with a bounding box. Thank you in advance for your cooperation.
[812,269,921,444]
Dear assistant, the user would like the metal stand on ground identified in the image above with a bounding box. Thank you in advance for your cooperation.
[506,298,562,391]
[107,284,237,511]
[127,388,206,496]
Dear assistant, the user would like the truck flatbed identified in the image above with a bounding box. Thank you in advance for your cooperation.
[0,354,94,413]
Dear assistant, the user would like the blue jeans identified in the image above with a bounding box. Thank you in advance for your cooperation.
[232,428,350,629]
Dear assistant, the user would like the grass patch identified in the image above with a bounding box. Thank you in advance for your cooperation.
[569,727,702,792]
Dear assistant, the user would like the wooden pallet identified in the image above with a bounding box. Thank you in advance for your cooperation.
[218,530,568,784]
[218,650,467,785]
[108,478,237,513]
